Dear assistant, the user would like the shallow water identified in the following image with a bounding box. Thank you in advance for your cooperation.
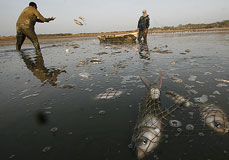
[0,31,229,160]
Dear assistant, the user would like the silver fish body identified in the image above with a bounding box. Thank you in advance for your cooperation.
[131,73,163,159]
[166,91,191,107]
[199,104,229,134]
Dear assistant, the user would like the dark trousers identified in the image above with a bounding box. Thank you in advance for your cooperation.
[138,31,147,43]
[16,24,40,52]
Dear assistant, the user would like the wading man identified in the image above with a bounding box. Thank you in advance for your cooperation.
[16,2,55,52]
[137,9,150,43]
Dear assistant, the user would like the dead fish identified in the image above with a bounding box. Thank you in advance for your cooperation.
[215,78,229,83]
[199,104,229,134]
[166,91,191,107]
[74,19,83,26]
[131,73,163,159]
[104,72,118,77]
[90,58,102,64]
[56,84,75,89]
[95,88,123,100]
[79,16,85,22]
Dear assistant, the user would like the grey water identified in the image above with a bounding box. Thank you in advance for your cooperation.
[0,31,229,160]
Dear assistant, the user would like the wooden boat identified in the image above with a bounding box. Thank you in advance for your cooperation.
[97,32,138,43]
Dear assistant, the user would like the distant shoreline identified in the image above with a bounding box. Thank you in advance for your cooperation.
[1,27,229,41]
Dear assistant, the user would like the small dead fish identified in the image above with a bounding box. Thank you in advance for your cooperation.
[74,19,83,26]
[104,72,118,77]
[56,84,75,89]
[199,104,229,134]
[95,88,123,100]
[79,16,85,22]
[79,72,90,79]
[90,59,102,64]
[166,91,191,107]
[215,78,229,83]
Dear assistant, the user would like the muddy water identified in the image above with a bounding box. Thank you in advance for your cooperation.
[0,31,229,160]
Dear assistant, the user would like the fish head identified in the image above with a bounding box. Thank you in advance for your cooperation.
[150,88,160,100]
[136,129,160,159]
[135,116,161,159]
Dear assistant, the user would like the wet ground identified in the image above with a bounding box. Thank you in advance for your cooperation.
[0,31,229,160]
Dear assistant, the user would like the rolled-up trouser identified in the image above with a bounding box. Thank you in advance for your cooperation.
[138,30,147,43]
[16,24,40,52]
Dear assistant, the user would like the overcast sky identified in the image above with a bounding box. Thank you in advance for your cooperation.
[0,0,228,36]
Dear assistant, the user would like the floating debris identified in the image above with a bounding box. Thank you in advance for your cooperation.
[79,72,90,79]
[9,155,15,159]
[185,124,194,131]
[96,52,108,55]
[194,95,208,103]
[50,127,58,133]
[151,49,172,54]
[188,75,197,81]
[169,120,182,127]
[76,60,89,67]
[215,78,229,83]
[187,89,198,95]
[216,83,228,87]
[56,84,75,89]
[104,72,118,77]
[42,146,52,153]
[170,61,176,65]
[204,72,212,75]
[185,84,195,90]
[111,51,122,55]
[199,104,229,134]
[121,75,140,84]
[213,90,221,95]
[22,93,39,99]
[95,88,123,100]
[198,132,205,136]
[185,49,191,53]
[179,52,186,55]
[98,110,106,115]
[171,76,183,83]
[196,81,205,84]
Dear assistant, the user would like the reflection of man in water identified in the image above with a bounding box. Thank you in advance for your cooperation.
[137,9,150,44]
[20,52,64,86]
[16,2,55,52]
[139,43,150,60]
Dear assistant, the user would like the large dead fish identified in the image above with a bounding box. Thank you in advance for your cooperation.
[131,73,163,159]
[131,73,193,159]
[74,19,83,26]
[199,104,229,134]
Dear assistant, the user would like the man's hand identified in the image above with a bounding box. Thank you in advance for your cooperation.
[145,28,148,33]
[49,17,56,21]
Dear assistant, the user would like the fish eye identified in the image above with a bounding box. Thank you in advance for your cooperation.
[215,122,222,128]
[141,138,148,145]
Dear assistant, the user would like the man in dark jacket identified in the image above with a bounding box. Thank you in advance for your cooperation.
[137,9,150,43]
[16,2,55,52]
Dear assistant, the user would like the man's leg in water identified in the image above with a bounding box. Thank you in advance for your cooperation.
[16,27,26,51]
[23,28,41,52]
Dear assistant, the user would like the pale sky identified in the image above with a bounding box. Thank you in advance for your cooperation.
[0,0,228,36]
